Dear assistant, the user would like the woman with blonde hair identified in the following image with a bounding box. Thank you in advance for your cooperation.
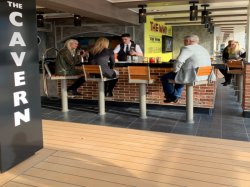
[88,37,119,97]
[55,39,85,95]
[227,41,244,59]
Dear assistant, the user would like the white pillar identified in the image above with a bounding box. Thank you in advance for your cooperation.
[186,84,194,124]
[238,75,244,103]
[98,81,105,115]
[61,79,68,112]
[139,83,147,119]
[246,0,250,63]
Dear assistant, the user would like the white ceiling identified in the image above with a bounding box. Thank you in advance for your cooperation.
[109,0,248,26]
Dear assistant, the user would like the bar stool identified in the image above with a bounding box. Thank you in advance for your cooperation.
[82,65,117,115]
[42,48,81,112]
[128,66,155,119]
[226,60,244,103]
[168,66,214,123]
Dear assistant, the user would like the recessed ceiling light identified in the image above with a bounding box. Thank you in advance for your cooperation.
[152,9,160,12]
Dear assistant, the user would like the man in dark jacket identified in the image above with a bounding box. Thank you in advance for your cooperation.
[113,33,143,62]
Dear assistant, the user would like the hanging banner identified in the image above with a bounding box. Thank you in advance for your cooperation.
[0,0,43,172]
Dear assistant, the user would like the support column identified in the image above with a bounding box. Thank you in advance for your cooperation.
[98,81,105,115]
[238,75,243,103]
[61,79,68,112]
[186,84,194,124]
[139,83,147,119]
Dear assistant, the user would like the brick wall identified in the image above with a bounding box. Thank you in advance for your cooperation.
[61,67,216,109]
[243,63,250,110]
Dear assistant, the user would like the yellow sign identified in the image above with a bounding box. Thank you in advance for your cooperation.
[144,17,172,62]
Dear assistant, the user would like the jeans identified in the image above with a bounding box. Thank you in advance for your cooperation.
[160,72,184,100]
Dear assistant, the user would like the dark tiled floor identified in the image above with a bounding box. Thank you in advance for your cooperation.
[41,78,250,142]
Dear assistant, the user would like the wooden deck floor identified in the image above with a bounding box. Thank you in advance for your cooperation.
[1,120,250,187]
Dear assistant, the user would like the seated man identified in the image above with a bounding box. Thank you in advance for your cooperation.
[160,34,211,103]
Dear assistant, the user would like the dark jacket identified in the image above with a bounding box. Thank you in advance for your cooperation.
[55,47,82,76]
[117,41,136,61]
[88,48,116,78]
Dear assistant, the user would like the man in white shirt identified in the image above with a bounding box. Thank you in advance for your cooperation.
[160,34,211,103]
[113,33,143,62]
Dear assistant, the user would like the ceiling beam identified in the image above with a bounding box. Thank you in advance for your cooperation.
[111,0,245,8]
[36,0,139,25]
[154,14,247,21]
[147,7,247,15]
[163,19,245,25]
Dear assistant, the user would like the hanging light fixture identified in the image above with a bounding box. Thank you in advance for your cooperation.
[138,4,147,23]
[208,18,214,33]
[37,14,44,27]
[189,1,199,21]
[208,24,214,34]
[204,15,211,28]
[74,15,81,26]
[201,4,209,24]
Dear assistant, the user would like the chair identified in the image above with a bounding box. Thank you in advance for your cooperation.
[167,66,214,123]
[82,65,118,115]
[128,66,155,119]
[186,66,213,123]
[42,48,82,112]
[226,60,244,102]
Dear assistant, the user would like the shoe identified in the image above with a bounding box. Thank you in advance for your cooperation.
[105,92,113,97]
[68,89,81,95]
[164,98,179,103]
[222,82,230,86]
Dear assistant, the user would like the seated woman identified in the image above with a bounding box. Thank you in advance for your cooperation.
[220,41,244,86]
[55,39,86,95]
[88,37,119,97]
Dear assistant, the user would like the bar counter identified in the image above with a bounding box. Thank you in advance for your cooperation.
[64,62,217,109]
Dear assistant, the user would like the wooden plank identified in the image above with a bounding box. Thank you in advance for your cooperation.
[42,120,250,149]
[34,162,179,187]
[52,150,250,174]
[43,135,250,163]
[43,155,250,187]
[12,175,79,187]
[2,120,250,187]
[42,122,250,153]
[1,182,33,187]
[23,168,134,187]
[0,149,55,186]
[42,141,250,187]
[43,128,250,154]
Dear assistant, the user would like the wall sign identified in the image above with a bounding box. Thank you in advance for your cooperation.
[0,0,43,172]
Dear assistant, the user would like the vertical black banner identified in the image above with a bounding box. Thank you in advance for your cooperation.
[0,0,43,172]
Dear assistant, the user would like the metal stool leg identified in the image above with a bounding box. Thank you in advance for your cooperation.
[139,83,147,119]
[61,79,68,112]
[98,81,105,115]
[186,84,194,124]
[238,74,243,103]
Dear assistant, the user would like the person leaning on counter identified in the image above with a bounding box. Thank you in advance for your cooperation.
[113,33,143,62]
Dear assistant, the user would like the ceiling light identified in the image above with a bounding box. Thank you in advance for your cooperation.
[201,4,209,24]
[74,15,81,26]
[37,14,44,27]
[138,4,147,24]
[189,1,199,21]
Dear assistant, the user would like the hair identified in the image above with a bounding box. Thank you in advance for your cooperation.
[184,34,199,43]
[121,33,131,38]
[64,39,78,53]
[228,41,241,54]
[90,37,109,55]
